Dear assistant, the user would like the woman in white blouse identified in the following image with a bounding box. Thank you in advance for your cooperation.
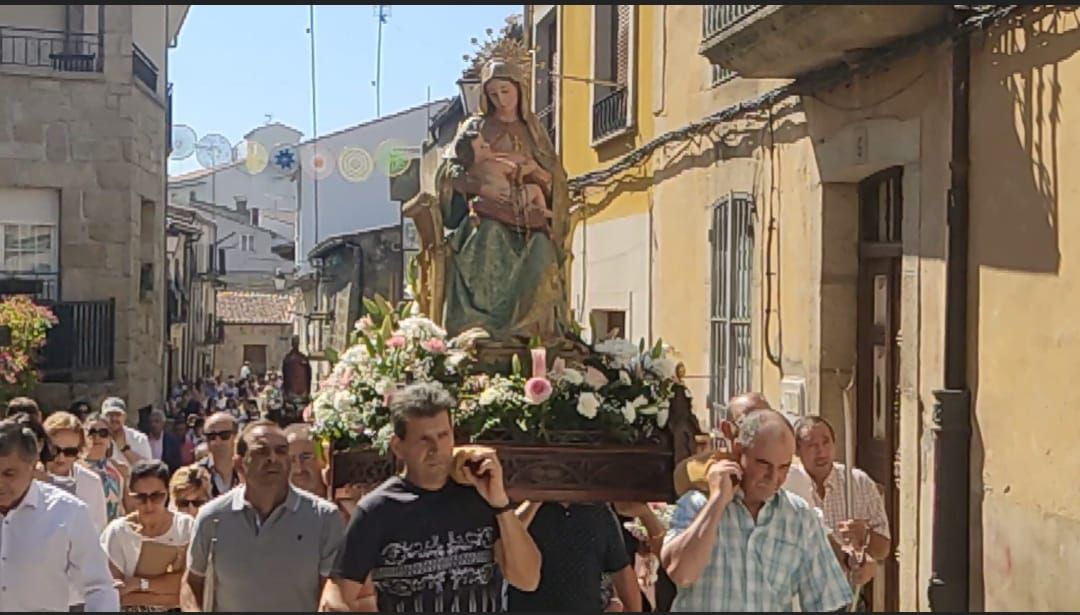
[100,460,195,612]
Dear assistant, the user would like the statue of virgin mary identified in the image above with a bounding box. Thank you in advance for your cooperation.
[435,59,575,343]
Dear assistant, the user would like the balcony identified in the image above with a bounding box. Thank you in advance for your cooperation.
[40,299,115,383]
[132,44,158,91]
[0,26,101,72]
[698,5,950,78]
[592,86,629,144]
[537,104,556,148]
[0,271,59,301]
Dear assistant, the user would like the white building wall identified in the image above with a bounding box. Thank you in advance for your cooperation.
[570,213,651,344]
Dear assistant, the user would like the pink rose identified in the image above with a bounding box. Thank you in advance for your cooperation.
[386,335,407,349]
[524,377,553,405]
[584,366,609,389]
[355,316,374,331]
[422,338,447,354]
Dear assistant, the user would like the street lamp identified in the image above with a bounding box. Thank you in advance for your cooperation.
[457,78,481,116]
[273,268,287,292]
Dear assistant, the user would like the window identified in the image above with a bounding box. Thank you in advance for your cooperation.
[590,309,627,342]
[188,190,196,202]
[591,5,633,143]
[709,193,754,428]
[533,6,559,148]
[0,224,58,300]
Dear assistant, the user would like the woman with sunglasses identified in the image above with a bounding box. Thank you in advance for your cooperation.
[101,460,195,612]
[42,411,109,533]
[82,412,130,523]
[167,464,211,516]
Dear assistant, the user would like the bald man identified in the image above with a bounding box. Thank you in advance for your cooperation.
[662,409,853,611]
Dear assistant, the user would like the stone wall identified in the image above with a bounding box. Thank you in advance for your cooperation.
[216,323,292,378]
[2,5,167,412]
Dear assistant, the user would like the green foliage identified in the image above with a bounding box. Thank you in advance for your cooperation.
[0,296,57,405]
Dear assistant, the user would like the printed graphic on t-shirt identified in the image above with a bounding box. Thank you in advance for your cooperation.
[372,526,500,612]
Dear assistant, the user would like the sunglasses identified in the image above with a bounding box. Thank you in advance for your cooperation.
[204,430,234,442]
[87,428,111,439]
[55,447,81,458]
[175,498,208,509]
[129,491,168,504]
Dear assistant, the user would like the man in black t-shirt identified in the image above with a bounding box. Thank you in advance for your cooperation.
[509,501,641,612]
[319,382,541,612]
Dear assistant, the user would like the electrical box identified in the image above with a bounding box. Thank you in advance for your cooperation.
[780,376,807,416]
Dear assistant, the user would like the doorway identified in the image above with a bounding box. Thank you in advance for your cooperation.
[243,344,268,376]
[856,166,902,611]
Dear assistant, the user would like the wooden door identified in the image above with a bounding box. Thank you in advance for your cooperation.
[243,344,268,375]
[856,167,902,611]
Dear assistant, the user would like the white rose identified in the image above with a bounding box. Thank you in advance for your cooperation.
[619,371,632,386]
[657,407,669,428]
[479,387,500,407]
[622,401,637,423]
[632,395,648,408]
[333,390,354,413]
[577,392,601,419]
[647,357,677,380]
[637,404,658,416]
[559,368,585,386]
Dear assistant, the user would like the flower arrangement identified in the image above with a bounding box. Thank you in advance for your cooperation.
[310,296,479,452]
[0,295,57,405]
[311,295,682,452]
[454,337,679,445]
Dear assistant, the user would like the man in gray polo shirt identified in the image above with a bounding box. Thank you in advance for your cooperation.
[180,419,345,612]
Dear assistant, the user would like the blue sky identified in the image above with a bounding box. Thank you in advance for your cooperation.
[168,4,517,175]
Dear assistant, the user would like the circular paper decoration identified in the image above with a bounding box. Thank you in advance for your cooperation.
[375,139,412,178]
[170,124,197,161]
[235,139,270,175]
[269,143,299,176]
[195,133,233,169]
[302,146,333,181]
[338,146,374,183]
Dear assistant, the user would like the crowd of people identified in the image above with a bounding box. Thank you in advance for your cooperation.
[0,374,889,612]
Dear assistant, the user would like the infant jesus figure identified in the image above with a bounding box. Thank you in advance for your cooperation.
[454,129,551,233]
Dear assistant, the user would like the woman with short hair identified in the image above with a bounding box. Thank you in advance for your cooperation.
[43,411,109,533]
[167,464,211,517]
[101,460,195,612]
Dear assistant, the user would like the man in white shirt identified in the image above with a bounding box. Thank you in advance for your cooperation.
[102,396,152,467]
[787,415,892,562]
[0,420,119,612]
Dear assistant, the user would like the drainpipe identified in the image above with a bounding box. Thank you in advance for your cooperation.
[928,10,972,612]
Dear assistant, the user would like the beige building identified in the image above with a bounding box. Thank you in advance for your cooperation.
[565,4,1077,612]
[165,203,219,386]
[0,5,188,410]
[214,290,294,378]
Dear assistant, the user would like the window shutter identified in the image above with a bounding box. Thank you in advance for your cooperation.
[615,5,631,87]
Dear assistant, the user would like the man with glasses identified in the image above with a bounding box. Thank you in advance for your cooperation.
[196,413,241,498]
[181,420,345,612]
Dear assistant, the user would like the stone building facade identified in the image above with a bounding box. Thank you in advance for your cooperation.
[215,290,294,379]
[0,5,188,411]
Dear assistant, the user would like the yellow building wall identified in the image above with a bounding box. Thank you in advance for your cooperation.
[967,8,1080,611]
[553,5,657,341]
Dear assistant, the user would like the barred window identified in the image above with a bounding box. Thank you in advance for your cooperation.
[709,193,754,427]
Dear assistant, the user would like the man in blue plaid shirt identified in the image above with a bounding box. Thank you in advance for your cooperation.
[661,409,855,611]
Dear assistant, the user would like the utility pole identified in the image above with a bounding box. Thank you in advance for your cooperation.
[308,4,319,244]
[373,5,390,117]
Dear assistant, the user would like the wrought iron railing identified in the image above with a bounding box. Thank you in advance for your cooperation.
[0,271,59,301]
[591,86,628,143]
[132,43,157,91]
[0,26,100,72]
[702,5,764,41]
[41,299,115,383]
[537,104,556,147]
